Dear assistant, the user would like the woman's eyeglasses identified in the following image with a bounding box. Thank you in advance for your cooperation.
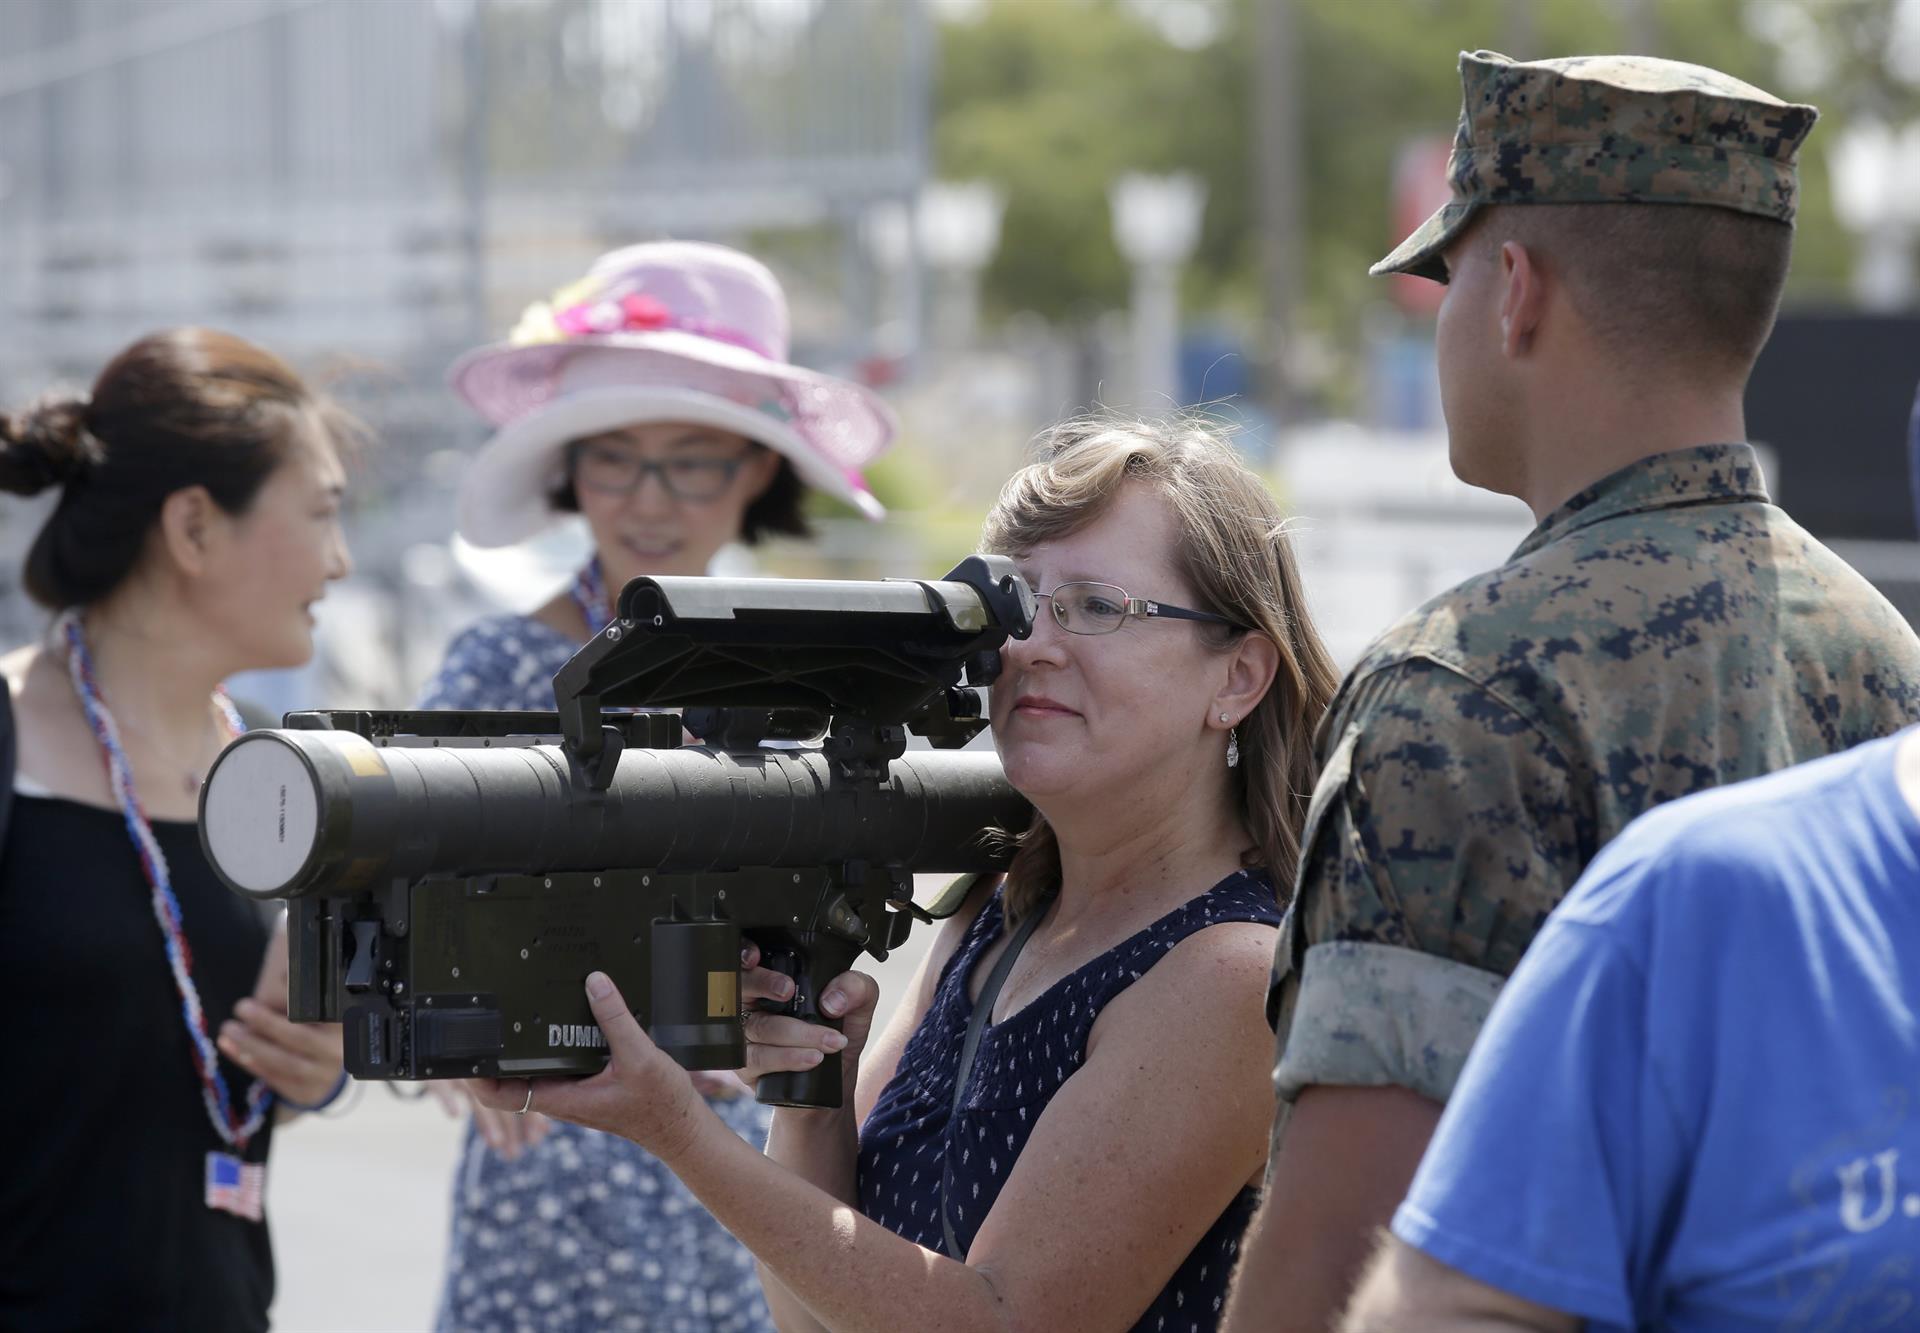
[1037,581,1249,636]
[572,442,752,502]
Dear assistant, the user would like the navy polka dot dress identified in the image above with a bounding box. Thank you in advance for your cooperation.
[856,870,1281,1332]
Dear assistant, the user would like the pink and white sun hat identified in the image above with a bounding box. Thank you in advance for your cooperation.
[449,241,896,548]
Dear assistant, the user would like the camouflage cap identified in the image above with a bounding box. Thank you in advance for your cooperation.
[1374,51,1818,283]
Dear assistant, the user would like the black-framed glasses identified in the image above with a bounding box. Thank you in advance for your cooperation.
[571,441,754,502]
[1037,581,1249,636]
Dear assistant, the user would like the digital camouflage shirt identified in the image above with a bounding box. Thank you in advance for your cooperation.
[1268,443,1920,1109]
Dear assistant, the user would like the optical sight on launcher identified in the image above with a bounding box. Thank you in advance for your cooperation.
[197,556,1036,1109]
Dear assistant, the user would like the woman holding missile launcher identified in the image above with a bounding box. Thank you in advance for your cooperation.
[0,328,357,1332]
[474,415,1340,1333]
[423,241,896,1333]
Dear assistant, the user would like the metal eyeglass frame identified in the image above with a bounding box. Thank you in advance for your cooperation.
[1037,580,1250,636]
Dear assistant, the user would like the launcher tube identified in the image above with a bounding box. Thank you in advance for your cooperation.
[200,729,1025,901]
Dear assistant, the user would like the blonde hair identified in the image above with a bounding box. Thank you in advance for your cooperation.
[982,412,1340,923]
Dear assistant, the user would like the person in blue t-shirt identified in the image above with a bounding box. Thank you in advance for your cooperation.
[1341,726,1920,1333]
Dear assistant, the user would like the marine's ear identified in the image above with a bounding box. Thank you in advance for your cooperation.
[1498,240,1547,361]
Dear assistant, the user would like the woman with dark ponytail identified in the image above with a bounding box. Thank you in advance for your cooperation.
[0,328,359,1332]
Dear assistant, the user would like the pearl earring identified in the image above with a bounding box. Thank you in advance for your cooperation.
[1219,712,1230,723]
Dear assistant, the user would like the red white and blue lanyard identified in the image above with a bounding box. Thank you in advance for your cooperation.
[569,557,612,637]
[61,615,272,1151]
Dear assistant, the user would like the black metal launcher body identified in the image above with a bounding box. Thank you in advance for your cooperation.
[198,558,1035,1108]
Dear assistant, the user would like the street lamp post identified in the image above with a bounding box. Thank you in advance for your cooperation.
[861,196,920,374]
[1830,118,1920,311]
[917,180,1004,358]
[1109,172,1206,411]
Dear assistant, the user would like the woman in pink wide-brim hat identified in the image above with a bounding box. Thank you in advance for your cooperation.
[421,241,895,1333]
[451,240,893,553]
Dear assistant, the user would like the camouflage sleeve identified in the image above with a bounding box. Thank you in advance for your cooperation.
[1268,657,1589,1107]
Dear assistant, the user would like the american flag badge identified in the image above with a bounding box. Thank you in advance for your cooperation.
[204,1150,266,1222]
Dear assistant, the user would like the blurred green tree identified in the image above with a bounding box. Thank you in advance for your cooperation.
[934,0,1251,323]
[935,0,1896,401]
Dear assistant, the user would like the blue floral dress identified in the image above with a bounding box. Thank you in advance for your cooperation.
[856,871,1281,1333]
[422,613,775,1333]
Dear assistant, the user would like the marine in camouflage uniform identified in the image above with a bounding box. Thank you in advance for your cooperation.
[1269,443,1920,1104]
[1268,52,1920,1114]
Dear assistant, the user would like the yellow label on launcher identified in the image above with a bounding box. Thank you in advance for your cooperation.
[339,735,387,779]
[708,972,737,1018]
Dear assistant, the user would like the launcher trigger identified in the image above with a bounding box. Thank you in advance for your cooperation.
[757,949,806,1019]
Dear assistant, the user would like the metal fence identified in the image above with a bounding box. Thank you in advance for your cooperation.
[0,0,929,394]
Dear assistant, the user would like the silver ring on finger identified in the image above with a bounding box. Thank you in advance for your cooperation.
[517,1080,535,1116]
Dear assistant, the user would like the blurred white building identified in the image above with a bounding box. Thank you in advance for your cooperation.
[0,0,930,379]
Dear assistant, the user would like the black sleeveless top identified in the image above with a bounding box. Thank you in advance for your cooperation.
[857,869,1281,1332]
[0,795,275,1332]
